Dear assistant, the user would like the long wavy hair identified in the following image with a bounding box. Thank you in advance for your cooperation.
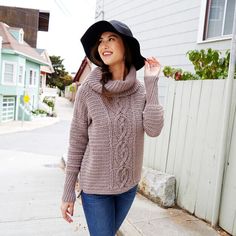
[90,35,133,97]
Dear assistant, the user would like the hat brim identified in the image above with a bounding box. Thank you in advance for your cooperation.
[80,21,145,71]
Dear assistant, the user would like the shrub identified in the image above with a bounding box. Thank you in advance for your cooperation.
[163,66,199,80]
[43,97,55,110]
[163,49,234,80]
[31,109,47,115]
[69,84,76,93]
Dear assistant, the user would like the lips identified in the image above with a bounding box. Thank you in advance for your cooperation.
[103,51,113,56]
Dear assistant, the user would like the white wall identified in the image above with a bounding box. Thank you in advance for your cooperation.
[95,0,232,106]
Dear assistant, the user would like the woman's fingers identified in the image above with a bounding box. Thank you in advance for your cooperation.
[68,204,74,217]
[61,202,74,223]
[66,209,74,223]
[145,58,161,69]
[144,57,161,77]
[146,57,161,67]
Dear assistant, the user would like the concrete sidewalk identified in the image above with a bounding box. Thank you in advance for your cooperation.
[0,97,225,235]
[0,149,88,236]
[0,97,84,235]
[61,163,224,235]
[118,194,224,236]
[0,147,223,236]
[0,116,60,135]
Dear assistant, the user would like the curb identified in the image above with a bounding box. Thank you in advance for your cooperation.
[0,117,60,135]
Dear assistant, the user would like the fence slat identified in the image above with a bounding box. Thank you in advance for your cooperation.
[165,82,184,174]
[176,80,202,211]
[219,81,236,234]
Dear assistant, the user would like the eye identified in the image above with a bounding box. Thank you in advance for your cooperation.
[109,37,115,41]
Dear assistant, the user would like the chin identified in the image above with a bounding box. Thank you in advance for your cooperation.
[102,61,113,66]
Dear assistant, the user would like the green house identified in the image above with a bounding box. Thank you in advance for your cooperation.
[0,22,49,122]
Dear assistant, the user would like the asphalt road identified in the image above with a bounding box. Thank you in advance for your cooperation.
[0,120,71,157]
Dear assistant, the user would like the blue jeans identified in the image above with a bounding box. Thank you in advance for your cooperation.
[81,185,138,236]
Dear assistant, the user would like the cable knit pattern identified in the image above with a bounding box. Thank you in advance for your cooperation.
[62,66,164,202]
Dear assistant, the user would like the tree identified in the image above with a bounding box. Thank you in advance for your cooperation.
[46,55,73,90]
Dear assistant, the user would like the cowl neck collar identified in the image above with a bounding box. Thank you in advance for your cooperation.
[86,66,141,97]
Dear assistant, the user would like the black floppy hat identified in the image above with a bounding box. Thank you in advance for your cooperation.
[80,20,146,71]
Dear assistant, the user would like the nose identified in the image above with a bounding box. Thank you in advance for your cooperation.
[100,40,109,49]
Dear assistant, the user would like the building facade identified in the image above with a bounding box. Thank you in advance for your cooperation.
[95,0,234,105]
[0,5,49,48]
[0,22,49,122]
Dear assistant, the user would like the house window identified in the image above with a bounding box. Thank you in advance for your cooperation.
[19,32,24,43]
[33,71,37,86]
[18,65,24,85]
[29,69,37,86]
[2,62,16,85]
[204,0,236,39]
[40,74,43,88]
[29,70,33,85]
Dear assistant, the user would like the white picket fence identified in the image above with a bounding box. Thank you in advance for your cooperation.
[143,79,236,235]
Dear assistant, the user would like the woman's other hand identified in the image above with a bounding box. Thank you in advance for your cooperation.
[61,201,74,223]
[144,57,161,78]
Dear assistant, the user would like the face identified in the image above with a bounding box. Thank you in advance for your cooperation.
[98,31,125,67]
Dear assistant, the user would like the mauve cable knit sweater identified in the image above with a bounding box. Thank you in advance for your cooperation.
[62,66,164,202]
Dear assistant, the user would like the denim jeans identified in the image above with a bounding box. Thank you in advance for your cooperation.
[81,185,138,236]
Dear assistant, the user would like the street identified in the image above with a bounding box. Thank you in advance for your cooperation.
[0,97,89,236]
[0,120,70,156]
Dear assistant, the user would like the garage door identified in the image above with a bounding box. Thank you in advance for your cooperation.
[2,97,15,122]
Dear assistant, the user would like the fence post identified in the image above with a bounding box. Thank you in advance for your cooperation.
[211,2,236,226]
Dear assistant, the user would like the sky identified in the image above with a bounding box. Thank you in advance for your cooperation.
[0,0,96,73]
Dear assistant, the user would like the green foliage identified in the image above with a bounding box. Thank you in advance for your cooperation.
[43,97,55,111]
[162,66,173,78]
[46,55,73,90]
[163,66,198,80]
[182,71,200,80]
[163,49,234,81]
[31,109,47,115]
[69,83,76,93]
[187,48,226,79]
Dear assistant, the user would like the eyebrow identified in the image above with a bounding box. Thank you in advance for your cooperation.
[99,34,119,40]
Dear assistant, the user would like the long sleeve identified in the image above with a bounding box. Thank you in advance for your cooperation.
[62,86,89,202]
[143,75,164,137]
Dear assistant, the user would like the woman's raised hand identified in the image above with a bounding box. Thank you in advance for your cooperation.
[144,57,161,78]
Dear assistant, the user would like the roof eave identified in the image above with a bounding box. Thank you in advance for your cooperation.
[2,48,50,66]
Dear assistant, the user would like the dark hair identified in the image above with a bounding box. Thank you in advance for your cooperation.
[90,34,133,97]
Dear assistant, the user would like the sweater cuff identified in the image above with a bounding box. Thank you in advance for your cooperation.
[62,172,78,202]
[144,75,160,105]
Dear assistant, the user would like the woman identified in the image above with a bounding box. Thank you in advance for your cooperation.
[61,20,164,236]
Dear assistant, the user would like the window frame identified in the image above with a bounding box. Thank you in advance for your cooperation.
[18,64,25,86]
[1,61,17,85]
[198,0,234,43]
[28,68,38,87]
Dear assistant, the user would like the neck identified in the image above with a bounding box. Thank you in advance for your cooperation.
[110,63,127,81]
